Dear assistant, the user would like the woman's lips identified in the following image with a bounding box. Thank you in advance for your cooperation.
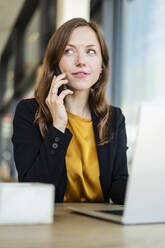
[72,72,89,78]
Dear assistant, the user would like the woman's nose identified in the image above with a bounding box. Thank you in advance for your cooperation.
[76,52,86,66]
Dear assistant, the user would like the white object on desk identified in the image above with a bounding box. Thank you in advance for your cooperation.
[0,183,55,224]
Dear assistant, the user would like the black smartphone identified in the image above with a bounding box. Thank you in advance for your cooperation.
[54,66,68,96]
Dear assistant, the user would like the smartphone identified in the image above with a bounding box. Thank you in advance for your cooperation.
[54,66,68,96]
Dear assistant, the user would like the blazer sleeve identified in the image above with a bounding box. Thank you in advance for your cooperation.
[110,108,129,204]
[12,99,72,202]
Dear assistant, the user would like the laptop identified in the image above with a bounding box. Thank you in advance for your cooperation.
[68,103,165,224]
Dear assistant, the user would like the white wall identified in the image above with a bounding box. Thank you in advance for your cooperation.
[56,0,90,27]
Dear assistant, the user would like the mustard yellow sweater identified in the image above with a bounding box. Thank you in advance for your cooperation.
[64,111,104,202]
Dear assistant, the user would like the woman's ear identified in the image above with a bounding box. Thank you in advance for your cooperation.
[99,66,103,78]
[102,64,105,72]
[99,64,104,76]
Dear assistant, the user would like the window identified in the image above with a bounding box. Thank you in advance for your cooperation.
[121,0,165,162]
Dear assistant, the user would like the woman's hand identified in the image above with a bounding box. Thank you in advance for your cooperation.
[46,73,73,133]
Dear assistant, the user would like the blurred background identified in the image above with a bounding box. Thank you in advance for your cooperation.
[0,0,165,181]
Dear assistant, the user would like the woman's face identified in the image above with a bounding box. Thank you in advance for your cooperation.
[59,26,102,91]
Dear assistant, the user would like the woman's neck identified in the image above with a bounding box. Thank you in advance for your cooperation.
[65,90,91,119]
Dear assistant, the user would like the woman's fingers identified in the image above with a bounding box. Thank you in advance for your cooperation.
[45,72,73,130]
[51,79,68,95]
[49,73,66,93]
[46,81,72,105]
[46,71,74,106]
[59,89,74,101]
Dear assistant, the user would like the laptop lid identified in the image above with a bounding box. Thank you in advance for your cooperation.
[68,103,165,224]
[123,103,165,224]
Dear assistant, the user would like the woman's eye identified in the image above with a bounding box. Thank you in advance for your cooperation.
[87,49,96,54]
[64,49,73,54]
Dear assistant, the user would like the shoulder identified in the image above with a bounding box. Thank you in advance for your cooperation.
[14,98,39,122]
[16,97,38,109]
[16,98,38,113]
[109,105,126,131]
[110,105,125,119]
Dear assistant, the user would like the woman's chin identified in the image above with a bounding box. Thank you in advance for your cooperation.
[68,83,91,92]
[69,87,90,92]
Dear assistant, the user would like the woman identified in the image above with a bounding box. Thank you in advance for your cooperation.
[12,18,128,204]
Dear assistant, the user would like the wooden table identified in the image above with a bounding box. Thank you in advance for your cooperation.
[0,203,164,248]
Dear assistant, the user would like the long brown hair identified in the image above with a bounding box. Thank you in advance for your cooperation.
[34,18,112,146]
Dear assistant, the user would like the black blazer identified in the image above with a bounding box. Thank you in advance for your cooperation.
[12,98,128,204]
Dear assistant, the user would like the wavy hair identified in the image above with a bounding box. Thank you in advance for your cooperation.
[34,18,112,146]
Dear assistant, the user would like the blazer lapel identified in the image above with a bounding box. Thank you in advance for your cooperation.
[90,106,111,201]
